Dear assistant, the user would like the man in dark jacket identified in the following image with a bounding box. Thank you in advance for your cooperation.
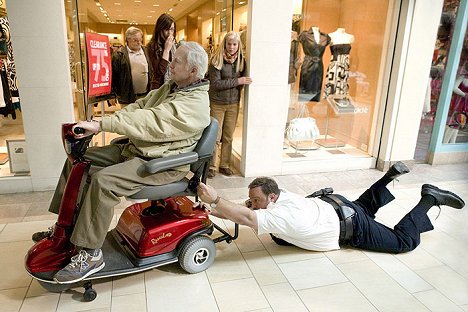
[112,26,152,104]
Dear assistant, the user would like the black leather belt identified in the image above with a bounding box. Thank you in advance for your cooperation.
[320,194,355,244]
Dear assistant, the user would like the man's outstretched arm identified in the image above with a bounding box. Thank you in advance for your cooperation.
[197,182,258,231]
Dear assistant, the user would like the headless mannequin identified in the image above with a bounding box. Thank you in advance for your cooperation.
[443,75,468,143]
[329,28,355,45]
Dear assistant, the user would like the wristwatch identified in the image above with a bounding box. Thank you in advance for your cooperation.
[210,196,221,209]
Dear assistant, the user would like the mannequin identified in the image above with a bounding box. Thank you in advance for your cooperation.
[298,26,331,102]
[324,28,355,99]
[288,30,300,84]
[328,28,355,45]
[443,73,468,143]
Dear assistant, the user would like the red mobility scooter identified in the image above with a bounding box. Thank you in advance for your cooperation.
[25,118,238,301]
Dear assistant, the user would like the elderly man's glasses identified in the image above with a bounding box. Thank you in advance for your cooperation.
[128,37,142,43]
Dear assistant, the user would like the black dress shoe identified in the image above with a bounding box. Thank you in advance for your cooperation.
[421,184,465,209]
[385,161,410,180]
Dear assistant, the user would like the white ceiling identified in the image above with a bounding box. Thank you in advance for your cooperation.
[70,0,232,25]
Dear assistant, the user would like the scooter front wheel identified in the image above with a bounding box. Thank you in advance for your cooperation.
[179,235,216,274]
[38,280,71,293]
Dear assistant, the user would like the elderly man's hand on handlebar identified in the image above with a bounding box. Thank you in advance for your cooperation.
[72,120,101,138]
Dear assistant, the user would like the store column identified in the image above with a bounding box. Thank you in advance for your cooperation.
[241,0,292,177]
[6,0,74,191]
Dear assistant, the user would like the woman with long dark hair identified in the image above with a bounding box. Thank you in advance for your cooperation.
[147,13,176,90]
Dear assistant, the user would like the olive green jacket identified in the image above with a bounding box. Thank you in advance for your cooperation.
[101,79,210,160]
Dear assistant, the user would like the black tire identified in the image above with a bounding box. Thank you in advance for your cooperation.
[178,236,216,274]
[83,287,97,302]
[38,281,71,293]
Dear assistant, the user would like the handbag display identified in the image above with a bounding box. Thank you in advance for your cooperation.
[286,102,320,142]
[286,117,320,141]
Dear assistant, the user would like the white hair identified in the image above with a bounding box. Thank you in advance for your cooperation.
[180,41,208,79]
[125,26,143,40]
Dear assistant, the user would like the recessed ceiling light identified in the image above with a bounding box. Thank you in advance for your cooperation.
[169,8,173,11]
[239,1,245,4]
[147,16,153,18]
[153,4,159,7]
[114,2,121,5]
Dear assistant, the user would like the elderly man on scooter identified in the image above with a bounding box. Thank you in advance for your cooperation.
[33,41,211,283]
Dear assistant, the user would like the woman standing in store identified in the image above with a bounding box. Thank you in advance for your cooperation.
[147,13,176,90]
[207,31,252,178]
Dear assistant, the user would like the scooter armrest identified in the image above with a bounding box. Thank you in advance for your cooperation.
[110,136,129,145]
[144,152,198,174]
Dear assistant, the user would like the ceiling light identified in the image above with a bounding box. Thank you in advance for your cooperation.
[153,4,159,7]
[222,8,226,11]
[169,8,174,11]
[114,2,121,5]
[239,1,245,4]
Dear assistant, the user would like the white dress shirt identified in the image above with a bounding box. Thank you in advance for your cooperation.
[255,189,340,251]
[127,46,148,94]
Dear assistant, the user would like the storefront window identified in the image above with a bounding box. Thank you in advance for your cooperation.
[285,0,391,159]
[415,0,467,161]
[0,0,27,177]
[442,3,467,144]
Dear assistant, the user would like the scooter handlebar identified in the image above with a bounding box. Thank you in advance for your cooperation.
[73,127,86,135]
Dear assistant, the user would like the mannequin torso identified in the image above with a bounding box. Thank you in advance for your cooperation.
[312,26,320,43]
[329,28,355,45]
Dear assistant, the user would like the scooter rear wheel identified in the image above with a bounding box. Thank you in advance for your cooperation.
[38,281,71,293]
[179,235,216,274]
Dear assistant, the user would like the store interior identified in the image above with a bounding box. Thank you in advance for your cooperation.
[0,0,248,178]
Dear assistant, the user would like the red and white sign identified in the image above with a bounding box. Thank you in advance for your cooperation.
[86,32,112,98]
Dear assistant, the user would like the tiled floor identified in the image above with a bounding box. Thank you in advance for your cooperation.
[0,162,467,312]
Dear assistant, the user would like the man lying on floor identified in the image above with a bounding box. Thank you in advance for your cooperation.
[197,162,465,253]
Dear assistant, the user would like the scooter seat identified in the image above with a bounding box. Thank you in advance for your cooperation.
[128,178,194,200]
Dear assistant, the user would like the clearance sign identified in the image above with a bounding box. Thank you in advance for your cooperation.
[86,32,112,98]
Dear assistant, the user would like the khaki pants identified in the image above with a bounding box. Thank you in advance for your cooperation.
[49,144,186,249]
[210,103,239,169]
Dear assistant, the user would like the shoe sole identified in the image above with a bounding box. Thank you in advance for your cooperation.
[393,161,410,175]
[54,262,106,284]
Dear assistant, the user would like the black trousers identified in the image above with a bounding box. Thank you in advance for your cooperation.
[338,183,434,254]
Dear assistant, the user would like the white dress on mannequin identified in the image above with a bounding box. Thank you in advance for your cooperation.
[324,28,355,98]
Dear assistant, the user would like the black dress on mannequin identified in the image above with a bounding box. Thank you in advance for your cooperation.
[298,28,331,102]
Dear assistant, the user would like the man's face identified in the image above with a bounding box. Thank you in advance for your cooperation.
[248,187,272,210]
[127,32,143,52]
[170,46,195,86]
